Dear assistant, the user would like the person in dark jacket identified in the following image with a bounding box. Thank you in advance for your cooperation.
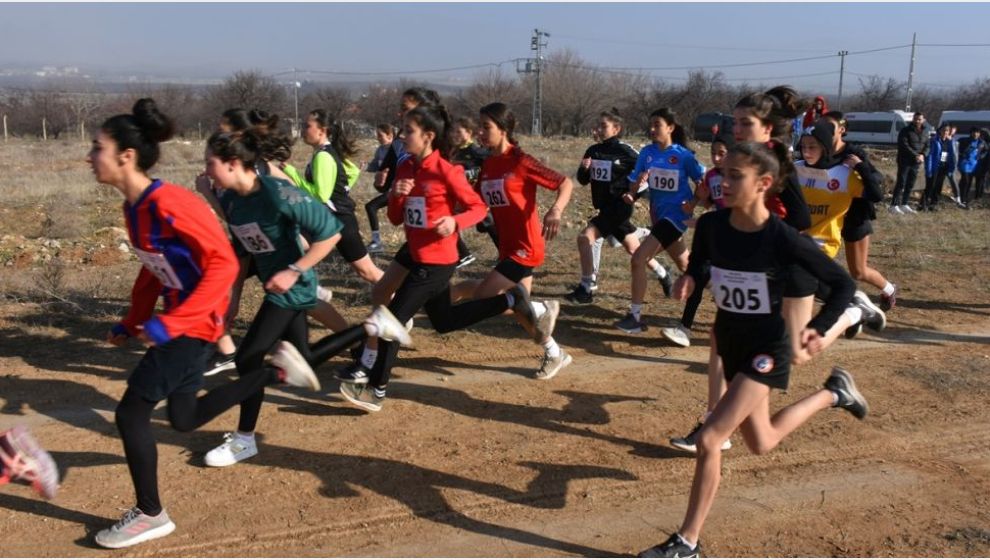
[889,112,928,214]
[922,124,956,211]
[957,127,987,207]
[974,127,990,200]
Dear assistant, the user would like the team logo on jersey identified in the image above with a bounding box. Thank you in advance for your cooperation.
[828,178,840,191]
[668,156,679,165]
[515,249,529,258]
[646,156,653,163]
[752,354,775,374]
[278,185,307,205]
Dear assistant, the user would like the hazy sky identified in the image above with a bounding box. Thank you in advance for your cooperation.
[3,2,988,93]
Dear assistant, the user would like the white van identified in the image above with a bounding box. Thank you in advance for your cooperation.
[938,110,990,141]
[842,111,917,145]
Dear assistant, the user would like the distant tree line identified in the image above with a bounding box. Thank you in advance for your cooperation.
[2,51,990,141]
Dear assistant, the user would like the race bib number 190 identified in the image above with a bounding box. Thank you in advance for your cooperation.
[404,196,427,228]
[710,266,770,314]
[132,248,184,290]
[480,179,509,207]
[648,167,679,192]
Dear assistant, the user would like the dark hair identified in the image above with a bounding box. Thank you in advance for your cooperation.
[100,98,175,171]
[913,111,925,119]
[308,109,357,160]
[375,123,396,136]
[405,104,452,154]
[728,141,786,195]
[648,107,690,149]
[453,116,477,134]
[221,108,252,132]
[402,87,441,108]
[600,107,624,137]
[207,129,265,171]
[479,102,518,145]
[711,132,735,150]
[735,85,804,145]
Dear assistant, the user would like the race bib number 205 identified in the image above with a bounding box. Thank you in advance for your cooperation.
[710,266,770,314]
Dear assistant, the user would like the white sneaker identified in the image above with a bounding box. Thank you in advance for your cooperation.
[536,348,572,380]
[316,285,333,303]
[661,324,691,348]
[405,318,414,331]
[605,235,622,248]
[900,205,918,214]
[888,205,904,215]
[204,433,258,468]
[270,341,320,391]
[364,306,413,347]
[94,507,176,549]
[635,227,651,242]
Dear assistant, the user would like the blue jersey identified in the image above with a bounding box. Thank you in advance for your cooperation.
[628,143,705,231]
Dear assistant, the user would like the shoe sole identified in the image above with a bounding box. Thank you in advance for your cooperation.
[95,520,176,549]
[339,384,382,412]
[854,291,887,332]
[533,300,560,343]
[536,352,572,380]
[830,367,869,420]
[367,306,413,347]
[203,360,237,377]
[6,426,59,499]
[272,342,321,391]
[204,447,258,468]
[669,439,697,454]
[661,328,691,348]
[615,324,645,334]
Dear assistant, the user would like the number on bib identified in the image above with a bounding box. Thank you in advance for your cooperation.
[710,266,770,314]
[480,179,509,207]
[709,176,723,200]
[132,248,184,290]
[404,196,427,228]
[590,159,612,182]
[796,166,829,189]
[648,168,679,192]
[230,222,275,254]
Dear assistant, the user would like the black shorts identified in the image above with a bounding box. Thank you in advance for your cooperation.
[784,263,819,298]
[127,336,212,402]
[392,242,414,269]
[716,319,792,390]
[649,219,684,248]
[589,198,636,240]
[334,211,369,263]
[494,258,534,283]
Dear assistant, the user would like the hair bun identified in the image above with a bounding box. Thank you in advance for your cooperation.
[132,98,175,143]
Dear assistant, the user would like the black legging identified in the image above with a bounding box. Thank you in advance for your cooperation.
[365,193,389,233]
[477,212,499,248]
[235,300,367,432]
[368,262,509,391]
[116,349,280,516]
[680,266,710,329]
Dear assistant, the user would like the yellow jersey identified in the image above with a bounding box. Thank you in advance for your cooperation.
[794,162,864,258]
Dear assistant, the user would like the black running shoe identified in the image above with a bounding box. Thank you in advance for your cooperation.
[564,284,593,304]
[824,366,868,420]
[568,280,598,293]
[852,290,886,332]
[203,351,237,377]
[638,533,700,558]
[843,322,863,340]
[335,362,369,385]
[879,284,897,312]
[658,270,673,298]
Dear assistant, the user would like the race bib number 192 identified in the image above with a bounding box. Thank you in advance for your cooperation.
[590,159,613,182]
[710,266,770,314]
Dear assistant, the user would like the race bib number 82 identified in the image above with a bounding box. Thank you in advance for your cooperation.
[404,196,427,228]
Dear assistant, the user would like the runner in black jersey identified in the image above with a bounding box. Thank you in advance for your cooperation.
[825,112,899,313]
[566,109,670,305]
[637,142,868,559]
[447,115,493,267]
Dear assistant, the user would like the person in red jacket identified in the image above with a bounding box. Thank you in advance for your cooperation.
[339,104,549,412]
[88,99,321,549]
[802,95,828,130]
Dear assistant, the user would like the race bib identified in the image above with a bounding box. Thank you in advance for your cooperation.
[132,248,183,290]
[710,266,770,314]
[404,196,427,229]
[230,222,275,254]
[709,175,723,200]
[480,179,509,207]
[796,166,829,189]
[940,151,948,163]
[590,159,613,182]
[648,167,679,192]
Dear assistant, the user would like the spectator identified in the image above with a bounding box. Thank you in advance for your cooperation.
[957,127,987,208]
[889,112,928,214]
[974,127,990,200]
[922,124,956,212]
[801,95,828,130]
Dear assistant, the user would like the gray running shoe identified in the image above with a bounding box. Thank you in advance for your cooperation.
[340,382,383,413]
[94,507,176,549]
[615,313,647,334]
[825,366,869,420]
[852,290,886,332]
[535,348,572,380]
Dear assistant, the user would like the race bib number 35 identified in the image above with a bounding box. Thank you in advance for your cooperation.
[710,266,770,314]
[132,248,184,290]
[590,159,613,182]
[480,179,509,207]
[404,196,427,228]
[230,222,276,254]
[648,167,679,192]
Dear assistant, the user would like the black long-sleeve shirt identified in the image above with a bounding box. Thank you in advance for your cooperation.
[897,125,929,165]
[687,209,854,336]
[576,137,640,209]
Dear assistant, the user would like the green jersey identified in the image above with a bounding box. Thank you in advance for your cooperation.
[221,175,342,310]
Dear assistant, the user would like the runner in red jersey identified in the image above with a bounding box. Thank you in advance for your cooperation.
[452,102,575,380]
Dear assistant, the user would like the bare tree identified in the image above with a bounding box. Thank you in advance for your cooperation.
[207,70,289,119]
[301,86,354,119]
[848,75,905,112]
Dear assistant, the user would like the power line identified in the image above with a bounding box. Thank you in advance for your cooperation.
[272,60,517,78]
[551,33,834,54]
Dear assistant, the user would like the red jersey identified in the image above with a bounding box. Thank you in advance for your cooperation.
[387,150,487,265]
[114,180,239,344]
[477,146,565,267]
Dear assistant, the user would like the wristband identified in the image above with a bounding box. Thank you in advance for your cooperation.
[288,263,306,274]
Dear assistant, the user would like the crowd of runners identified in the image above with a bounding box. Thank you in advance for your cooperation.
[2,83,910,557]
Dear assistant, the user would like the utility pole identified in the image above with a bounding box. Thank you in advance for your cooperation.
[293,68,301,138]
[516,29,550,136]
[906,32,917,111]
[837,50,849,106]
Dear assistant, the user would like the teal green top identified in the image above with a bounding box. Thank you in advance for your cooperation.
[221,175,342,310]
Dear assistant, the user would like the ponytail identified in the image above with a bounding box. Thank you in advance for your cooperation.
[406,104,452,154]
[480,102,518,145]
[101,98,175,171]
